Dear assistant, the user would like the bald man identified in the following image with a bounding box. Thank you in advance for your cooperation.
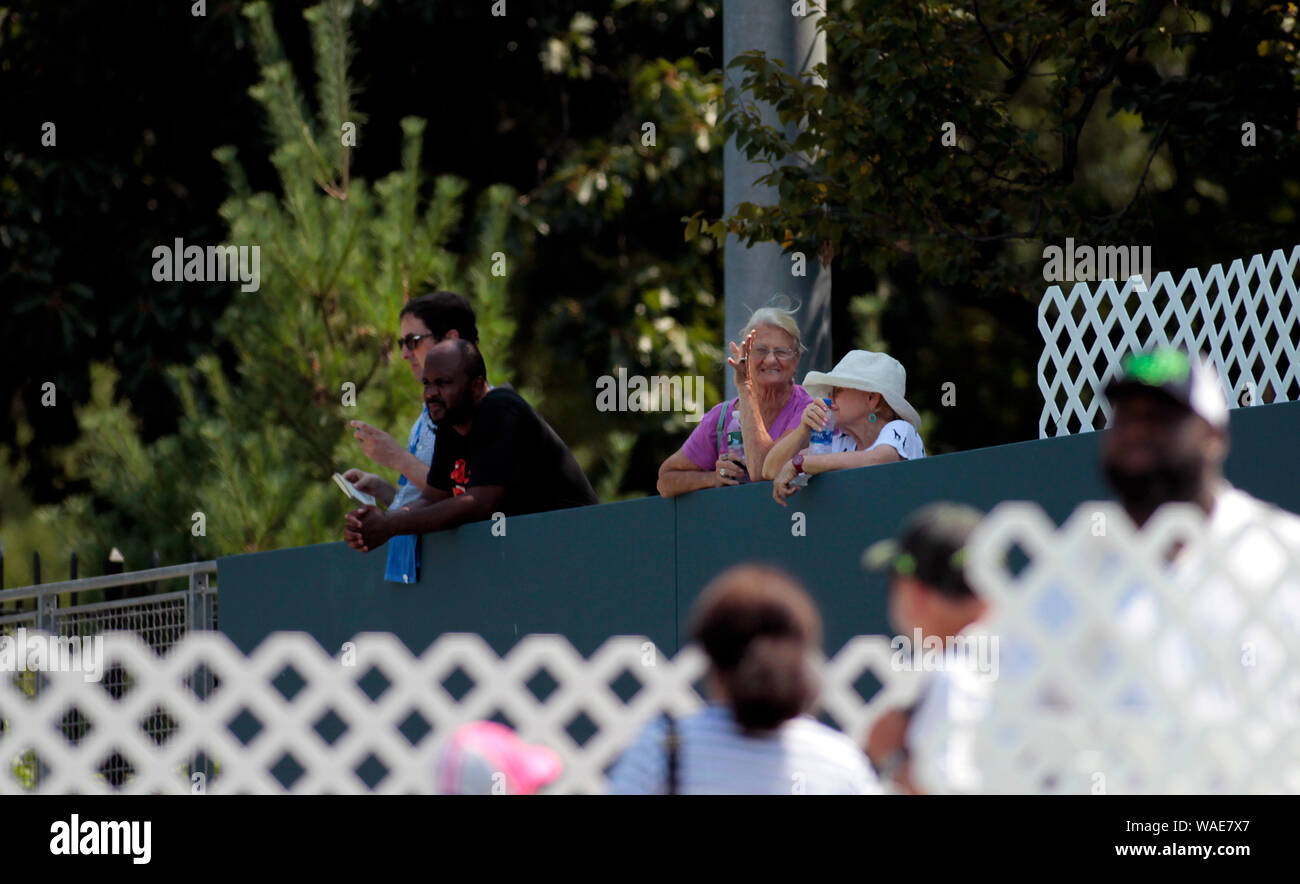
[344,339,598,552]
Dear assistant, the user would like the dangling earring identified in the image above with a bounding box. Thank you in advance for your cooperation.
[868,412,878,424]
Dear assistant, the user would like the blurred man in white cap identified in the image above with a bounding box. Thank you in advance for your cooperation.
[766,350,926,505]
[1100,348,1300,790]
[1102,347,1236,527]
[910,348,1300,794]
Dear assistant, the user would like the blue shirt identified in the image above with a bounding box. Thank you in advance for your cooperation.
[383,408,437,584]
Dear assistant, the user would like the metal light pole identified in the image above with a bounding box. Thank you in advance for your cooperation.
[723,0,830,398]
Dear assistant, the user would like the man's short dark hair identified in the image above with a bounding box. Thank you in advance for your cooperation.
[453,338,487,385]
[400,291,479,343]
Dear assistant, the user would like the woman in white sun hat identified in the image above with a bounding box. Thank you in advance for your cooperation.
[765,350,926,506]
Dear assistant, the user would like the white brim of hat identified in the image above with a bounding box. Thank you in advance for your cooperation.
[802,371,922,431]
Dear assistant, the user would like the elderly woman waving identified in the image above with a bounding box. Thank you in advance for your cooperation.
[765,350,926,506]
[656,307,814,497]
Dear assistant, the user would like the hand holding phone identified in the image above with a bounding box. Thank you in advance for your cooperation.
[332,472,377,507]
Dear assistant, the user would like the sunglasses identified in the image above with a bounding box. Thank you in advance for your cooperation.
[396,332,437,352]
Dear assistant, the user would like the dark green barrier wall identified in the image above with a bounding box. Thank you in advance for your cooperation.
[219,496,677,657]
[219,400,1300,657]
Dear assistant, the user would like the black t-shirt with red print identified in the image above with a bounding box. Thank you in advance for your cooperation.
[426,388,598,516]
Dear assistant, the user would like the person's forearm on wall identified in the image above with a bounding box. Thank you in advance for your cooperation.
[762,425,811,480]
[657,450,727,497]
[657,467,723,497]
[406,486,451,510]
[383,491,492,535]
[802,447,900,475]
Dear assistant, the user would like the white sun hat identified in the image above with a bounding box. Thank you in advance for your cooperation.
[801,350,922,431]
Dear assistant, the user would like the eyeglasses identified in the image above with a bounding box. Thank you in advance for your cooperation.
[752,346,797,361]
[396,332,437,352]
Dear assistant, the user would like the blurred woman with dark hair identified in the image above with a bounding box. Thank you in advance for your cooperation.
[606,565,879,794]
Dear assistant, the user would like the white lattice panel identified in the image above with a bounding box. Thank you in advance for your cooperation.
[1038,244,1300,437]
[1,630,919,795]
[15,500,1292,795]
[911,500,1300,795]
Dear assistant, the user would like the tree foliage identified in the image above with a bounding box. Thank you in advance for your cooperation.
[0,0,260,502]
[14,1,1294,573]
[33,0,515,566]
[725,0,1300,279]
[2,1,728,579]
[720,0,1300,446]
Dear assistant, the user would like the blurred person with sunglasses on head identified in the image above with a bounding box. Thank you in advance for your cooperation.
[342,291,479,584]
[860,503,987,794]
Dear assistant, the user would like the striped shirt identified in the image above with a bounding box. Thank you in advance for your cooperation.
[606,702,881,795]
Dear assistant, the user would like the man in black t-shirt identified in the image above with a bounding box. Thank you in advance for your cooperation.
[343,339,597,552]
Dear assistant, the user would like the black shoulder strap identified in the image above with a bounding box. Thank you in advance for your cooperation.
[663,712,679,796]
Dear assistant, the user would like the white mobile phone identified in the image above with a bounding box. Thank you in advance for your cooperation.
[332,472,377,507]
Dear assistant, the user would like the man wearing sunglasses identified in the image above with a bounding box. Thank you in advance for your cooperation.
[342,290,479,584]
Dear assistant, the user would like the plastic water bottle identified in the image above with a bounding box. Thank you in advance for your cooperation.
[808,398,835,454]
[725,416,750,483]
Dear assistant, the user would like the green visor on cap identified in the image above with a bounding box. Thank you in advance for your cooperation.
[1105,347,1230,430]
[863,539,960,579]
[862,538,911,574]
[861,502,985,599]
[1120,349,1190,387]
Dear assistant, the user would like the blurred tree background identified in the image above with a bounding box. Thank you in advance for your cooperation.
[2,0,1298,580]
[720,0,1300,444]
[0,0,725,578]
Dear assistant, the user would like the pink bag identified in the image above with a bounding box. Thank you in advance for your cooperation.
[435,721,563,795]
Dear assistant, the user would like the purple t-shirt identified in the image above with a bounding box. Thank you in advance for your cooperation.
[681,385,814,471]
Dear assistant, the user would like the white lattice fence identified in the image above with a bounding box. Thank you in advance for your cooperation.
[1,630,919,794]
[12,500,1295,795]
[911,499,1300,795]
[1038,244,1300,437]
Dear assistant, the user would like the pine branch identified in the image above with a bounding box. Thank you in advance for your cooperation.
[307,0,365,199]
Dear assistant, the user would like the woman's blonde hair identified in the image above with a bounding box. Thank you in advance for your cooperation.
[740,306,805,353]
